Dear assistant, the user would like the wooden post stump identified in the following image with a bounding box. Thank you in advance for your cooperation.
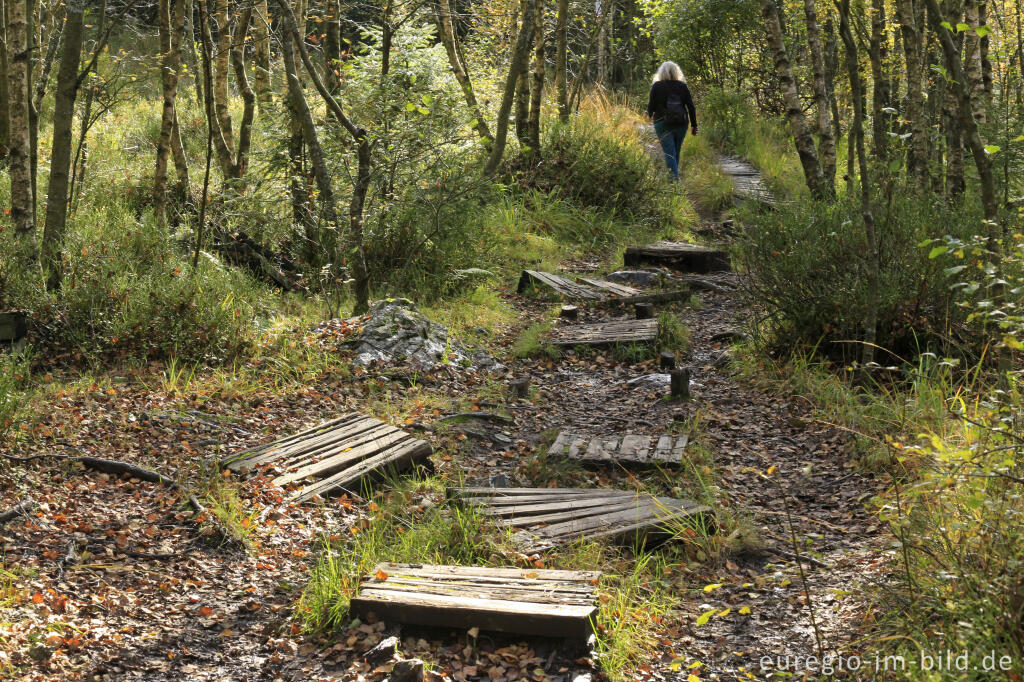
[634,302,654,319]
[560,305,579,320]
[659,352,676,370]
[670,369,690,400]
[509,377,530,400]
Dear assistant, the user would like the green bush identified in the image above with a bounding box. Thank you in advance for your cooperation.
[734,192,983,361]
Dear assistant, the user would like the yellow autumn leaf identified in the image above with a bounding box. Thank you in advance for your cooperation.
[739,606,751,615]
[688,675,700,682]
[695,609,716,626]
[716,607,731,618]
[703,583,723,593]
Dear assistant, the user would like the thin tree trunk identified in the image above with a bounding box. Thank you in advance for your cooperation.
[803,0,837,191]
[212,0,233,151]
[69,0,105,210]
[154,0,187,226]
[897,0,929,186]
[555,0,568,121]
[964,0,986,122]
[434,0,493,149]
[252,0,271,104]
[527,0,545,153]
[286,0,310,235]
[0,0,9,161]
[824,18,842,143]
[183,0,203,107]
[30,0,59,231]
[7,0,33,259]
[925,0,998,225]
[942,0,966,197]
[228,6,255,179]
[41,2,84,290]
[761,0,830,199]
[484,0,536,175]
[324,0,341,93]
[979,1,992,97]
[836,0,880,368]
[870,0,892,158]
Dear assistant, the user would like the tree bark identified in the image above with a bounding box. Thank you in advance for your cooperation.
[0,0,9,161]
[869,0,893,158]
[836,0,880,368]
[897,0,929,186]
[252,0,271,104]
[41,2,84,290]
[761,0,831,200]
[227,6,255,178]
[212,0,234,151]
[527,0,545,153]
[30,0,61,230]
[433,0,493,149]
[154,0,187,227]
[803,0,837,191]
[7,0,33,260]
[483,0,536,175]
[824,18,842,142]
[554,0,568,121]
[963,0,986,122]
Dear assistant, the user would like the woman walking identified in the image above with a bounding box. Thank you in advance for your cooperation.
[646,62,697,180]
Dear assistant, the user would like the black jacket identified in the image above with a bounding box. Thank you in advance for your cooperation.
[647,80,697,128]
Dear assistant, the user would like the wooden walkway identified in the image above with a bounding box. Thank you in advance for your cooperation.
[718,155,777,205]
[623,241,730,272]
[518,269,640,300]
[450,487,713,554]
[545,318,658,347]
[549,432,689,465]
[223,414,432,502]
[350,563,601,638]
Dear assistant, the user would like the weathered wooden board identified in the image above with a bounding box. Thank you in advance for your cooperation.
[450,488,713,554]
[518,270,605,300]
[545,318,658,347]
[718,155,778,205]
[350,563,601,638]
[577,277,641,298]
[222,414,432,502]
[624,242,730,273]
[549,431,689,465]
[594,289,693,308]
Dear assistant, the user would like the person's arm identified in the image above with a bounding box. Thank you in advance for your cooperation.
[646,84,657,119]
[684,85,697,132]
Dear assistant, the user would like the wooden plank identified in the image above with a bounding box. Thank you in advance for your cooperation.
[545,318,658,347]
[224,414,372,471]
[549,432,688,466]
[453,487,604,497]
[623,242,730,273]
[272,428,410,487]
[350,563,600,638]
[517,270,606,300]
[578,277,641,298]
[290,438,432,502]
[475,494,643,518]
[594,289,693,308]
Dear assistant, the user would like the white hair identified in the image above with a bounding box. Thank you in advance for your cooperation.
[652,61,686,84]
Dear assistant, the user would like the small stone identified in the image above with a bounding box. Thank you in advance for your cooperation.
[364,635,398,664]
[605,270,663,286]
[390,658,425,682]
[488,473,509,488]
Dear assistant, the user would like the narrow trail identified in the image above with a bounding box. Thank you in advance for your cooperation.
[457,156,889,679]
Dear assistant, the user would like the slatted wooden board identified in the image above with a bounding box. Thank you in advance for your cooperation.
[545,318,658,347]
[517,270,641,301]
[549,432,689,465]
[450,487,713,554]
[350,563,601,638]
[624,242,730,273]
[718,155,777,205]
[222,414,432,502]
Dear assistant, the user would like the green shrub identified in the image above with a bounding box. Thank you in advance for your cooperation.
[734,192,983,361]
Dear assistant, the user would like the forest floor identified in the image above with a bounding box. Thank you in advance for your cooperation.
[0,167,892,681]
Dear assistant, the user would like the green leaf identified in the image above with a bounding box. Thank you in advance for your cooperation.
[416,106,430,115]
[984,144,1001,155]
[929,246,949,259]
[944,265,967,276]
[940,20,954,31]
[421,93,434,106]
[975,24,991,37]
[956,22,970,32]
[405,102,417,112]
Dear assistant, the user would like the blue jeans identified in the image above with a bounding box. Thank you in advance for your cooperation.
[654,120,687,180]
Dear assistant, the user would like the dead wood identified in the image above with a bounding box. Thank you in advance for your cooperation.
[0,498,35,527]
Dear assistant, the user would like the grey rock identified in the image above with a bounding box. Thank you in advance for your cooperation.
[349,299,499,371]
[605,270,663,287]
[488,473,509,488]
[389,658,425,682]
[364,635,399,664]
[626,373,671,391]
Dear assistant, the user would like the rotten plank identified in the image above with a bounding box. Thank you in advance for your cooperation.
[350,563,600,638]
[549,432,688,465]
[623,242,730,273]
[544,318,658,347]
[517,270,605,300]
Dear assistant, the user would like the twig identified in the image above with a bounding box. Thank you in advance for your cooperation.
[434,412,514,425]
[768,545,832,569]
[0,497,35,527]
